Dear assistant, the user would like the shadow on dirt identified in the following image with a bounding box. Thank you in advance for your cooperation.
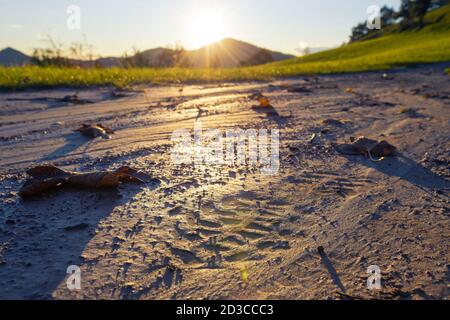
[40,133,93,162]
[344,153,449,191]
[0,183,157,299]
[320,252,346,293]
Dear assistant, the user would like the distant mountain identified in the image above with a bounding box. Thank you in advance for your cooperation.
[187,38,296,68]
[98,39,296,68]
[0,38,296,68]
[139,47,179,67]
[0,47,31,66]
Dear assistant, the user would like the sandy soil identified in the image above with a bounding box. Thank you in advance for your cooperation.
[0,64,449,300]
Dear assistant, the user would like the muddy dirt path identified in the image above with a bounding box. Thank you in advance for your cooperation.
[0,65,449,299]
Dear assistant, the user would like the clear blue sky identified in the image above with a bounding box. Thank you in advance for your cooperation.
[0,0,400,57]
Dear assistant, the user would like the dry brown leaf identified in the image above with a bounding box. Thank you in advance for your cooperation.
[370,140,397,158]
[19,177,68,198]
[287,86,311,94]
[62,94,80,103]
[336,136,396,160]
[75,124,114,138]
[345,88,355,94]
[26,164,70,179]
[68,172,120,189]
[115,166,154,183]
[61,93,93,105]
[250,94,280,117]
[249,93,271,108]
[19,165,156,198]
[96,124,115,135]
[75,125,105,138]
[20,165,70,198]
[258,97,271,107]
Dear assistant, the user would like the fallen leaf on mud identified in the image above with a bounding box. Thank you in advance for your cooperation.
[19,177,68,198]
[258,96,271,108]
[115,166,157,184]
[19,165,72,197]
[287,86,311,93]
[345,88,355,94]
[249,93,271,107]
[75,124,114,138]
[249,93,280,117]
[61,93,93,105]
[68,172,121,189]
[369,140,397,158]
[62,94,80,103]
[335,137,397,161]
[19,164,156,198]
[111,90,132,99]
[27,164,70,179]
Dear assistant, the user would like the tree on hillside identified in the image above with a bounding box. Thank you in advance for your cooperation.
[350,22,370,42]
[398,0,414,29]
[380,6,397,25]
[295,46,311,57]
[398,0,433,29]
[349,5,396,42]
[351,0,448,41]
[412,0,432,27]
[430,0,450,9]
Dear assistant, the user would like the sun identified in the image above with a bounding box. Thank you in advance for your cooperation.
[187,9,227,49]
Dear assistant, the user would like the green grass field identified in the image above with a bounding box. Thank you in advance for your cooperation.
[1,5,449,90]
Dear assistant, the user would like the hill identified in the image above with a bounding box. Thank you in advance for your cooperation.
[103,39,295,68]
[187,38,295,68]
[0,39,295,68]
[0,47,31,66]
[264,4,450,74]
